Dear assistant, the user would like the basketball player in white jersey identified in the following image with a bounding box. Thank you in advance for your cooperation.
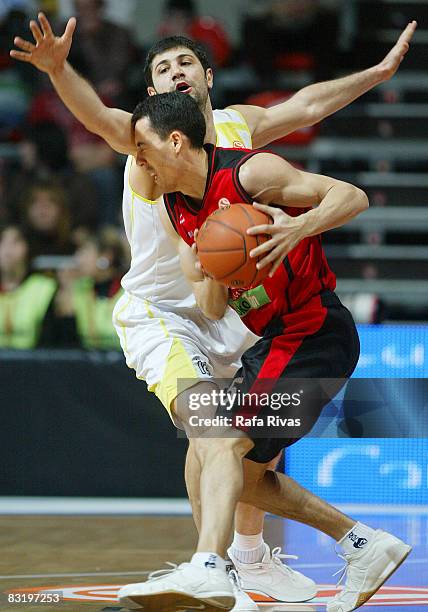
[11,14,416,612]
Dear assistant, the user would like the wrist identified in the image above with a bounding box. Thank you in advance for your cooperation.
[371,62,390,84]
[49,60,69,80]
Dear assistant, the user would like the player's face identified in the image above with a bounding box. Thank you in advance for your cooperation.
[134,117,183,192]
[149,47,213,110]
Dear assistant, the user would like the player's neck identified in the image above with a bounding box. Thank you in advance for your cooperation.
[178,149,209,201]
[203,99,217,145]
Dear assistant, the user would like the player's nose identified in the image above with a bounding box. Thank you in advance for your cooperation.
[172,65,185,80]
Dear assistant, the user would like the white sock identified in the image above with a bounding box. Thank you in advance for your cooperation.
[191,552,226,572]
[230,531,265,564]
[339,522,376,555]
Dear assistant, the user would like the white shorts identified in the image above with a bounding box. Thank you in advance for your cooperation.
[113,292,257,417]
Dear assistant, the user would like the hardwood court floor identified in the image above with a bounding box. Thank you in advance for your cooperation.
[1,513,426,611]
[1,515,285,611]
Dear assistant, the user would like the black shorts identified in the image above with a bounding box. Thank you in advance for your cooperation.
[228,291,360,463]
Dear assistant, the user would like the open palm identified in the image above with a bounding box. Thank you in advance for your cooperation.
[10,12,76,74]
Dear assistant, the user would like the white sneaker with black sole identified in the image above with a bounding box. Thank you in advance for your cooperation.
[118,562,236,611]
[327,529,412,611]
[227,544,317,603]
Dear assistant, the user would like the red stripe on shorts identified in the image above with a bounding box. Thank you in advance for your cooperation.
[236,294,328,427]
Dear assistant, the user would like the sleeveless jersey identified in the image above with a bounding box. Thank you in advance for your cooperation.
[120,108,252,307]
[164,145,336,336]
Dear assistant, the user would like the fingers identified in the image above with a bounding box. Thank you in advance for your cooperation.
[252,201,276,215]
[256,246,284,271]
[250,238,276,259]
[247,223,274,236]
[12,36,35,52]
[9,49,32,62]
[38,12,53,37]
[29,20,43,44]
[396,21,417,51]
[269,255,285,277]
[63,16,77,40]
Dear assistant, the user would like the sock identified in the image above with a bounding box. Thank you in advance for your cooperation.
[191,552,226,572]
[339,522,376,555]
[230,531,265,564]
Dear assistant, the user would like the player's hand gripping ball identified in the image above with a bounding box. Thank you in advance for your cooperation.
[195,203,272,288]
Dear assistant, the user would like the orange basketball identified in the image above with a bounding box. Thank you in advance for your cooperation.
[196,204,272,288]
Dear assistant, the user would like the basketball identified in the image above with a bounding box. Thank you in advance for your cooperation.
[195,204,272,288]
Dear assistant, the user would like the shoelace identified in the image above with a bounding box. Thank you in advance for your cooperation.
[332,553,349,587]
[332,549,360,595]
[228,569,243,590]
[270,547,298,574]
[148,561,179,581]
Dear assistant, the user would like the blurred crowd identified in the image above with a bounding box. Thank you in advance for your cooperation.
[0,0,343,350]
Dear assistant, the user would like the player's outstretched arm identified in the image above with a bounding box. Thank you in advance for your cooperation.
[230,21,417,148]
[10,12,135,155]
[239,153,369,275]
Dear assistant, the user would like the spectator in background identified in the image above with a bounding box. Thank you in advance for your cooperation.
[55,228,126,351]
[27,87,123,227]
[19,180,74,259]
[0,0,35,141]
[5,121,100,232]
[242,0,339,82]
[0,224,57,348]
[158,0,231,67]
[68,0,136,105]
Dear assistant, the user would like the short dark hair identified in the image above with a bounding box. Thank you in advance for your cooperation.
[144,36,211,88]
[131,92,206,149]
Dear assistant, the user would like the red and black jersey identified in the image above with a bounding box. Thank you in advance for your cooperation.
[164,144,336,336]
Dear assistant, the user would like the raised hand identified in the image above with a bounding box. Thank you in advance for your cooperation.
[247,202,306,277]
[378,20,417,80]
[10,12,76,75]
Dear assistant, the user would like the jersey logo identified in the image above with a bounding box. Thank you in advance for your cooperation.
[228,285,271,317]
[192,356,213,376]
[233,140,245,148]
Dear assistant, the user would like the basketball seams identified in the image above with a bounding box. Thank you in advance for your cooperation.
[196,203,271,287]
[237,203,270,287]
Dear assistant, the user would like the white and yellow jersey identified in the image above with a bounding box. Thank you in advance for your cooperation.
[120,108,252,307]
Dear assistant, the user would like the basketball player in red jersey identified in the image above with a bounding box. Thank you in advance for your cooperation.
[122,92,411,611]
[12,15,415,611]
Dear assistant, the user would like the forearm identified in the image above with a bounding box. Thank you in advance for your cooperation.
[50,62,107,132]
[296,65,384,124]
[193,278,228,321]
[299,186,369,238]
[49,62,133,152]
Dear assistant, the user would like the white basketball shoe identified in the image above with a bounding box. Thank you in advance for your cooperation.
[228,544,317,602]
[229,570,259,611]
[118,561,235,611]
[327,529,412,611]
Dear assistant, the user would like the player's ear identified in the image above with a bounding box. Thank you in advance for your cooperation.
[170,131,183,154]
[206,68,213,91]
[147,87,156,96]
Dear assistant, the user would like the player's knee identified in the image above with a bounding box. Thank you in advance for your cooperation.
[174,381,219,427]
[193,435,254,462]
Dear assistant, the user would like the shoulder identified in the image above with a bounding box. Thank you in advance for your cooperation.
[226,104,265,133]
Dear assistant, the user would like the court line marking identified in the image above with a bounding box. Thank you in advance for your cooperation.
[2,558,427,580]
[1,498,428,515]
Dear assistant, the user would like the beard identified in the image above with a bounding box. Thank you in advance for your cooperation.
[191,83,210,111]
